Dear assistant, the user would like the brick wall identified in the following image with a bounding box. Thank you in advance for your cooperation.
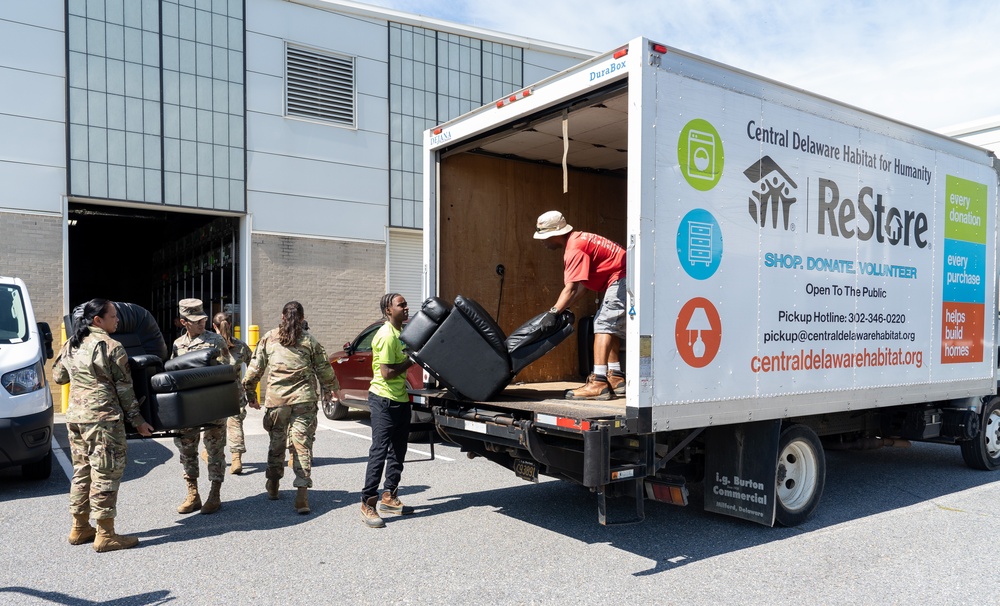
[250,233,386,356]
[0,211,64,406]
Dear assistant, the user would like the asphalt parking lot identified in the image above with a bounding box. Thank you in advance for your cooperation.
[3,406,1000,605]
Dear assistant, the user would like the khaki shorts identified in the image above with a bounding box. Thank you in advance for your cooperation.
[593,279,626,338]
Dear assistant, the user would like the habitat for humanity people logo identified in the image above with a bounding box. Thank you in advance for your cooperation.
[678,119,724,191]
[744,156,798,230]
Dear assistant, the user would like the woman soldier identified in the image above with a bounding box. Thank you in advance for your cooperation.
[214,312,253,475]
[53,299,154,552]
[242,301,339,514]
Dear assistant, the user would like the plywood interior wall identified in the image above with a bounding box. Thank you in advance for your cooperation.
[438,152,627,382]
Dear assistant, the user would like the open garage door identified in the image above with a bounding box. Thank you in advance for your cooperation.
[67,202,242,338]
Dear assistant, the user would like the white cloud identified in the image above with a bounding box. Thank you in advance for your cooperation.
[362,0,1000,130]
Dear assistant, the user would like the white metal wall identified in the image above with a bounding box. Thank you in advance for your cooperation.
[0,0,66,215]
[387,228,423,308]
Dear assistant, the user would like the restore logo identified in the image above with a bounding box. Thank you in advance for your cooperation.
[745,156,798,231]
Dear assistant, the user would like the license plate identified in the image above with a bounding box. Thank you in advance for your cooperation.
[513,459,538,483]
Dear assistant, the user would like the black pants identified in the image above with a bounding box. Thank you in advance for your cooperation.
[362,392,411,501]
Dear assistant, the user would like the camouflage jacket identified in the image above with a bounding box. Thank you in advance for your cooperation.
[53,327,147,426]
[171,330,232,364]
[229,337,252,369]
[243,329,338,408]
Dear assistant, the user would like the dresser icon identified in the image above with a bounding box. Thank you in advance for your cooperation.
[687,221,713,266]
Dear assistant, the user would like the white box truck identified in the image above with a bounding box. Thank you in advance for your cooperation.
[418,37,1000,526]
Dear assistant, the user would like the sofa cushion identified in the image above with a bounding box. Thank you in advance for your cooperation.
[164,348,219,371]
[452,295,507,360]
[505,310,575,352]
[151,382,240,430]
[150,364,238,393]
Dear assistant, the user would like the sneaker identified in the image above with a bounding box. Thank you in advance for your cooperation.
[565,374,613,401]
[378,491,412,515]
[607,370,626,396]
[361,497,386,528]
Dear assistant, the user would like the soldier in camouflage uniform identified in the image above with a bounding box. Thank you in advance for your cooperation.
[213,312,253,474]
[171,298,231,515]
[53,298,154,552]
[243,301,338,514]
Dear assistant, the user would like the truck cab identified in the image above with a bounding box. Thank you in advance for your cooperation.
[0,276,54,480]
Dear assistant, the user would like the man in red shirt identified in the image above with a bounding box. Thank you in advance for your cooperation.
[534,211,626,400]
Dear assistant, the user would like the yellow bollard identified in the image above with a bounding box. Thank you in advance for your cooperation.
[248,325,260,400]
[233,325,240,340]
[60,322,69,413]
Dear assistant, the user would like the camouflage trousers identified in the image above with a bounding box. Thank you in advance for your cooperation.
[67,421,127,520]
[227,404,247,454]
[174,419,227,483]
[262,402,318,488]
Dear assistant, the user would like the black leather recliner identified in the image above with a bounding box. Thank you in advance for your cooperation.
[67,302,239,433]
[401,295,574,401]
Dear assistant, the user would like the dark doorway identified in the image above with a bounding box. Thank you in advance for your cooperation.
[67,203,241,338]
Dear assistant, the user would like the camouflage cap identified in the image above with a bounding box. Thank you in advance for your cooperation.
[179,298,208,321]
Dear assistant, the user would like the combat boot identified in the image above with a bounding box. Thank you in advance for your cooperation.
[607,370,626,396]
[229,452,243,475]
[294,487,310,514]
[93,518,139,553]
[200,480,222,514]
[266,477,280,500]
[68,513,96,545]
[177,478,202,514]
[565,374,613,401]
[360,497,385,528]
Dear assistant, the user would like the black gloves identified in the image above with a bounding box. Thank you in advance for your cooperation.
[538,311,559,331]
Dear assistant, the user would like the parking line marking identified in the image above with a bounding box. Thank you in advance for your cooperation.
[316,419,453,461]
[52,437,73,481]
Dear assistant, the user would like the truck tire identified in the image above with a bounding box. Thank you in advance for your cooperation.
[21,448,52,481]
[322,398,350,420]
[960,396,1000,471]
[775,424,825,527]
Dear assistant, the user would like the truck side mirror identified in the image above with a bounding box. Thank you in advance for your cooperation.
[37,322,54,360]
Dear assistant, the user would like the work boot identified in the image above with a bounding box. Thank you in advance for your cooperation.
[68,513,96,545]
[378,490,411,515]
[607,370,626,396]
[266,478,280,500]
[360,497,385,528]
[565,374,613,401]
[177,478,202,514]
[200,480,222,515]
[93,518,139,553]
[294,487,310,514]
[230,452,243,475]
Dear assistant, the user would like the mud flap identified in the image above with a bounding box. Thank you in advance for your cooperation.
[703,420,781,526]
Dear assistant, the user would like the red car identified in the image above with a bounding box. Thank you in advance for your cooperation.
[326,320,432,440]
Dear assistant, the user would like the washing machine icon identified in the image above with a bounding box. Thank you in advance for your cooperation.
[687,130,716,181]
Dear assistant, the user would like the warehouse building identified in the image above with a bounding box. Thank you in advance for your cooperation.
[0,0,591,384]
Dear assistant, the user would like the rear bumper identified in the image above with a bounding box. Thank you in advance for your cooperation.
[0,406,53,468]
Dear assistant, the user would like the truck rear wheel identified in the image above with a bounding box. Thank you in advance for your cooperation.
[775,425,825,527]
[960,396,1000,471]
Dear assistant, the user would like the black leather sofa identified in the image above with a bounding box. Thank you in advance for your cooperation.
[67,302,239,433]
[400,295,574,401]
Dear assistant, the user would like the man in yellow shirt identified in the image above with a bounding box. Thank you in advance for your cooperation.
[360,293,415,528]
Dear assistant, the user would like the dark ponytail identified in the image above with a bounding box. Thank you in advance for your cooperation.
[69,298,111,349]
[277,301,305,347]
[379,293,401,320]
[213,311,234,348]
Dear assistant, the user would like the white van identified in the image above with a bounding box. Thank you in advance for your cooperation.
[0,276,54,480]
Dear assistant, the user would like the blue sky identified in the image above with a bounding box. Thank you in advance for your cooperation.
[360,0,1000,131]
